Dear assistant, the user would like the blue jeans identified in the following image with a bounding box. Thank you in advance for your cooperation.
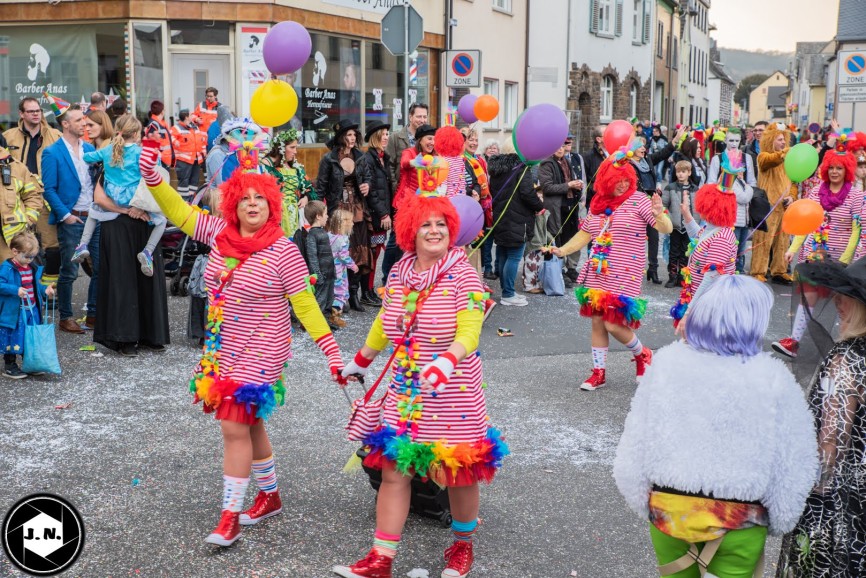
[481,232,494,273]
[57,220,100,320]
[662,233,670,263]
[734,226,751,273]
[495,243,524,298]
[654,163,666,184]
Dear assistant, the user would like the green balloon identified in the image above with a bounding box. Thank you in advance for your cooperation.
[511,109,528,164]
[784,142,820,183]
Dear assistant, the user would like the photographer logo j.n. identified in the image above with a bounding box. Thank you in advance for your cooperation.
[2,494,84,576]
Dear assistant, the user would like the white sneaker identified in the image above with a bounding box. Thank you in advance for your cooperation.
[500,295,528,307]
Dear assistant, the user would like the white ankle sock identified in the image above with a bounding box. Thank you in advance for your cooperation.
[791,305,809,342]
[222,475,250,513]
[591,347,608,370]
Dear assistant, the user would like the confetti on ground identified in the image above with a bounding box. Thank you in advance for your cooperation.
[497,327,514,337]
[79,345,96,351]
[406,569,429,578]
[54,402,72,409]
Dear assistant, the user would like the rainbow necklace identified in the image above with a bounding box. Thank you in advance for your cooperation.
[808,218,830,261]
[589,210,614,275]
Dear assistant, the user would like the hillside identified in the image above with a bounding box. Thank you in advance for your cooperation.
[717,48,793,82]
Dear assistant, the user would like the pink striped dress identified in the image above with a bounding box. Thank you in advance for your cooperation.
[686,226,738,292]
[193,214,309,407]
[797,184,864,262]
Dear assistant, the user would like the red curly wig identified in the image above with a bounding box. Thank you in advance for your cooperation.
[819,150,856,183]
[394,194,460,252]
[219,171,283,230]
[434,126,465,157]
[595,159,637,197]
[694,184,736,228]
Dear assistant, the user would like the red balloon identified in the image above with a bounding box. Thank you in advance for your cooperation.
[603,120,635,153]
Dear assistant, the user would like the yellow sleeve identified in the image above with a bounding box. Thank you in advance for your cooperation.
[148,180,198,236]
[559,230,593,257]
[653,212,673,234]
[841,220,862,264]
[288,290,331,341]
[363,309,390,351]
[788,235,807,254]
[454,309,483,353]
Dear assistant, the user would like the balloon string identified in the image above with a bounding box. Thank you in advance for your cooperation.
[466,166,529,259]
[550,160,605,240]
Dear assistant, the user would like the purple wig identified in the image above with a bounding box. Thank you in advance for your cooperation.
[684,275,773,357]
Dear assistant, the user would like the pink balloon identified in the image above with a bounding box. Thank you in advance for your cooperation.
[514,104,569,162]
[603,120,634,153]
[451,194,484,246]
[263,21,312,75]
[458,94,479,124]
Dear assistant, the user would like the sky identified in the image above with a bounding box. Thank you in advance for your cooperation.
[711,0,839,52]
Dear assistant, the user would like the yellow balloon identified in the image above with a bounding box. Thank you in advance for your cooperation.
[250,79,298,127]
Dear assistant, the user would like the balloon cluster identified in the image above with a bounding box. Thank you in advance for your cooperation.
[250,21,311,127]
[457,94,500,124]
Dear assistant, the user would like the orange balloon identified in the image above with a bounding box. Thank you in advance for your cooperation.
[782,199,825,235]
[474,95,499,122]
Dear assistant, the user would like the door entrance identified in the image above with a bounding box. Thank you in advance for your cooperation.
[170,53,231,120]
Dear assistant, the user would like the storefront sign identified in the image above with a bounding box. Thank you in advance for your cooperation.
[322,0,409,15]
[239,24,270,118]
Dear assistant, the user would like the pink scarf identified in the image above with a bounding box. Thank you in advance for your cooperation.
[817,181,852,212]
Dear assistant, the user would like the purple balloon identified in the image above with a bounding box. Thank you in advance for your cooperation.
[263,21,312,75]
[457,94,479,124]
[451,194,484,246]
[515,104,569,162]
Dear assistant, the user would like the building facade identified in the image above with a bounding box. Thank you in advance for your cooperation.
[707,40,734,125]
[528,0,656,151]
[827,0,866,130]
[0,0,448,172]
[653,0,679,127]
[678,0,711,126]
[791,41,830,128]
[748,70,789,125]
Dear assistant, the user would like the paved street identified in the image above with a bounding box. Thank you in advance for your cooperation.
[0,264,796,578]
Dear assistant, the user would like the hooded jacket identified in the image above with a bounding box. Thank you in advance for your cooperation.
[757,125,797,204]
[490,153,543,248]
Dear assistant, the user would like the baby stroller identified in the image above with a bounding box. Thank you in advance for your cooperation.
[164,184,209,297]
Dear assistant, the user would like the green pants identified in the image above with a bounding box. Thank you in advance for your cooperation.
[649,524,767,578]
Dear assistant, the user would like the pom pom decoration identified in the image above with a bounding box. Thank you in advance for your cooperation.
[782,199,825,235]
[603,120,635,153]
[451,194,484,246]
[457,94,478,124]
[410,154,450,195]
[262,21,312,75]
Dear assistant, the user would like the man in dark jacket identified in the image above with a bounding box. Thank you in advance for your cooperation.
[561,136,586,278]
[582,125,607,210]
[538,142,583,287]
[490,151,544,306]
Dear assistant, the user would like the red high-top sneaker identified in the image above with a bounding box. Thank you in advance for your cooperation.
[442,540,474,578]
[772,337,799,359]
[332,548,394,578]
[633,346,653,381]
[579,368,607,391]
[239,490,282,526]
[204,510,241,547]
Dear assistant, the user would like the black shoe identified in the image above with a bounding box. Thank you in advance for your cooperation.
[647,269,661,285]
[3,363,26,379]
[360,290,381,307]
[348,292,365,312]
[664,277,679,288]
[483,270,498,281]
[562,276,574,289]
[771,274,793,286]
[119,343,138,357]
[140,343,166,352]
[565,268,579,282]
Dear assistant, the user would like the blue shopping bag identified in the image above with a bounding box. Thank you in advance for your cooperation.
[21,298,61,375]
[540,254,565,296]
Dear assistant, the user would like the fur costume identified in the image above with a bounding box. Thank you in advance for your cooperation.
[434,126,467,197]
[613,339,817,535]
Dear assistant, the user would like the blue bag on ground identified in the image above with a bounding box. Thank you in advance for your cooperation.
[22,299,61,375]
[541,254,565,296]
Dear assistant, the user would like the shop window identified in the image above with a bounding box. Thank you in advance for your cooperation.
[0,23,128,129]
[483,78,499,129]
[600,76,614,122]
[133,22,165,125]
[169,21,230,46]
[504,82,518,127]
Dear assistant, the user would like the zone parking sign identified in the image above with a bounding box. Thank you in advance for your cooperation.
[444,50,481,87]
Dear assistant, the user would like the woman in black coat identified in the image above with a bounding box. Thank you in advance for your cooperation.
[356,121,393,306]
[316,119,372,311]
[489,146,543,306]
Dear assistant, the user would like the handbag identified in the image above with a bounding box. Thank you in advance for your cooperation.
[21,296,61,375]
[541,253,566,296]
[747,185,771,232]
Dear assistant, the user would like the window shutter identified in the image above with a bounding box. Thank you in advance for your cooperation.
[615,0,623,36]
[642,0,651,44]
[589,0,599,34]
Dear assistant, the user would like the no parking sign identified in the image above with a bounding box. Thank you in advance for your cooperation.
[444,50,482,87]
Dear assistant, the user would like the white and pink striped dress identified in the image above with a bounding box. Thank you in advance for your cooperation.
[798,184,864,262]
[686,226,738,291]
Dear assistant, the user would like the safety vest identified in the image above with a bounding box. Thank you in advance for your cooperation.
[171,122,206,165]
[148,115,175,167]
[194,100,219,135]
[0,158,44,244]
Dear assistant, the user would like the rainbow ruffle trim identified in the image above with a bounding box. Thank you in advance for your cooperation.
[363,425,510,487]
[190,375,286,421]
[574,286,647,329]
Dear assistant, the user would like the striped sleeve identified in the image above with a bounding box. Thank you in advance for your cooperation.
[193,213,226,246]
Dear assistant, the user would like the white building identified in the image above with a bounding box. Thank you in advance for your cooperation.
[679,0,711,126]
[528,0,656,150]
[828,0,866,129]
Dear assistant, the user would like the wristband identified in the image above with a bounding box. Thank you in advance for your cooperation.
[353,351,373,369]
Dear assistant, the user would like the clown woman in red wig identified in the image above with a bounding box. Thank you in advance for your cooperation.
[553,145,673,391]
[138,127,345,547]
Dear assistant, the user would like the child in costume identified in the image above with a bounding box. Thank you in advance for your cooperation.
[0,232,55,379]
[553,147,673,391]
[661,160,698,288]
[77,115,167,277]
[333,154,507,578]
[669,150,741,327]
[304,200,337,322]
[327,208,358,327]
[772,148,864,359]
[614,274,817,578]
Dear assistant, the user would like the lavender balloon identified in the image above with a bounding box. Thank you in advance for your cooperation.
[515,104,569,162]
[263,21,312,75]
[457,94,479,124]
[451,194,484,246]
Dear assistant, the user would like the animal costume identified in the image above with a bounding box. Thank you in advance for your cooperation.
[750,124,798,280]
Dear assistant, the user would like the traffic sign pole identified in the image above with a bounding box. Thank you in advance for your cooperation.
[404,3,410,125]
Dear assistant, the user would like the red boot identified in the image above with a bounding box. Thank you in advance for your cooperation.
[580,368,606,391]
[633,346,653,381]
[240,490,283,526]
[332,548,394,578]
[204,510,241,547]
[442,540,474,578]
